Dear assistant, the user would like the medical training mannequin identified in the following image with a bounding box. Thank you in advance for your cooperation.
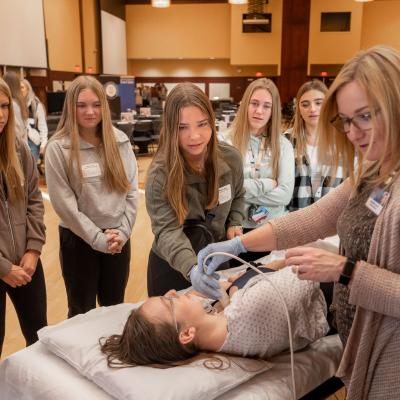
[286,80,345,211]
[145,82,245,298]
[197,46,400,400]
[100,266,329,368]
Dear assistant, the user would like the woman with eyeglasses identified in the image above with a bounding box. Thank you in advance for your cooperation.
[100,265,330,368]
[285,80,345,211]
[196,45,400,399]
[220,78,294,262]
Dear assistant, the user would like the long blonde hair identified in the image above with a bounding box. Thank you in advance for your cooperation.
[0,78,24,203]
[319,45,400,187]
[228,78,281,180]
[52,76,129,193]
[290,80,327,161]
[154,82,219,224]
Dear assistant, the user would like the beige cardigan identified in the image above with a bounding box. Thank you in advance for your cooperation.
[270,177,400,399]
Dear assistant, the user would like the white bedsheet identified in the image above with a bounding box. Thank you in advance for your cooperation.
[0,335,342,400]
[0,248,343,399]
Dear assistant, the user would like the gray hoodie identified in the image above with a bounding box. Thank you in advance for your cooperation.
[45,128,138,253]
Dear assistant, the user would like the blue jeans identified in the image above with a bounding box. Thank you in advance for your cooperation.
[28,139,40,161]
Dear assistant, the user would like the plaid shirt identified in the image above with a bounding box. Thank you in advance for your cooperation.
[285,131,344,212]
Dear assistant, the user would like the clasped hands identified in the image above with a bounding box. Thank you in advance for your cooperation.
[2,250,40,288]
[104,229,124,254]
[286,246,347,283]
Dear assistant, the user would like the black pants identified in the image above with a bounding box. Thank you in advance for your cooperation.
[0,260,47,356]
[59,227,130,318]
[147,250,191,297]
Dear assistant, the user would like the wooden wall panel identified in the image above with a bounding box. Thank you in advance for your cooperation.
[277,0,311,106]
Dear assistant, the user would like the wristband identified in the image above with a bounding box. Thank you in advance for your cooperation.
[338,258,357,286]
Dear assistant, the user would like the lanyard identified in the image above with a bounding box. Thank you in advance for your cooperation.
[248,136,267,179]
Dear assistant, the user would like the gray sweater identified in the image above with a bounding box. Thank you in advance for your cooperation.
[45,129,138,253]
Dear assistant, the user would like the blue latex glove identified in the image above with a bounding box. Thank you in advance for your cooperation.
[197,236,247,277]
[189,264,221,300]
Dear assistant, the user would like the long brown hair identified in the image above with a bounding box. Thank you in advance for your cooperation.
[100,307,199,368]
[3,71,28,120]
[319,45,400,187]
[100,307,242,371]
[227,78,282,180]
[0,78,24,203]
[52,76,129,193]
[290,80,328,161]
[153,82,219,224]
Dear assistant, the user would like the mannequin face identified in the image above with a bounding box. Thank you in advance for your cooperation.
[0,91,10,134]
[336,80,385,162]
[247,88,272,135]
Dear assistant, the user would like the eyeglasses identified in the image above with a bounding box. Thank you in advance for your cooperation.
[163,295,179,334]
[330,110,376,134]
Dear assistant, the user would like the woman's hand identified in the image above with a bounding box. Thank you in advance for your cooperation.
[285,246,346,282]
[2,265,32,288]
[105,229,123,254]
[20,250,40,276]
[226,226,243,239]
[197,237,247,277]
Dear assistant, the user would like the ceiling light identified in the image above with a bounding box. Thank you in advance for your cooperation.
[229,0,248,4]
[354,0,374,2]
[152,0,170,8]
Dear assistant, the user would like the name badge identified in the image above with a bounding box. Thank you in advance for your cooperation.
[365,187,390,216]
[218,184,232,205]
[82,163,102,178]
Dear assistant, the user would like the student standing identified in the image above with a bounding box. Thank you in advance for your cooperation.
[45,76,138,318]
[20,79,48,162]
[286,80,344,211]
[145,82,245,298]
[0,78,46,355]
[221,78,294,261]
[3,72,28,141]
